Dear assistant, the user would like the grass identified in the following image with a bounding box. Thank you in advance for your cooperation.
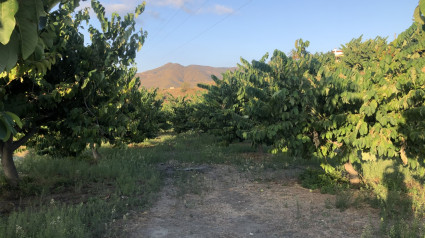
[173,170,207,198]
[335,190,353,211]
[298,160,425,236]
[1,131,425,237]
[0,138,167,238]
[0,132,268,237]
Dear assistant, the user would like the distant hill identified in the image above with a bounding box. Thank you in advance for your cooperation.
[136,63,233,89]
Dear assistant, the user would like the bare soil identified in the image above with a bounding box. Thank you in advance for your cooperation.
[121,164,380,238]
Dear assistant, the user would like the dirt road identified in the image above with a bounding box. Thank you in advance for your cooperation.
[123,164,379,238]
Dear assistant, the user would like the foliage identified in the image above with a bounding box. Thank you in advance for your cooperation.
[0,0,76,142]
[0,0,164,186]
[120,88,167,144]
[235,44,319,156]
[0,0,65,72]
[176,1,425,180]
[0,0,86,186]
[0,111,22,142]
[197,71,247,144]
[311,20,425,176]
[25,0,154,156]
[340,36,388,71]
[165,96,198,134]
[298,168,349,194]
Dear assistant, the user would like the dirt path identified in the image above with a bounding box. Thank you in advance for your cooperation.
[123,164,379,238]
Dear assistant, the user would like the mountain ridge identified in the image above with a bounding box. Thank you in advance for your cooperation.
[136,63,233,89]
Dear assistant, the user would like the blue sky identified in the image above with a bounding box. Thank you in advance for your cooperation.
[81,0,419,72]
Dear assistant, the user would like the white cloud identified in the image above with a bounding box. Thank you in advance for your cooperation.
[148,0,192,8]
[77,0,139,16]
[196,4,234,15]
[144,1,235,16]
[146,10,161,19]
[211,4,234,15]
[104,3,134,15]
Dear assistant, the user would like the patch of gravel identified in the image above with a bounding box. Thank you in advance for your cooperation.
[122,164,379,238]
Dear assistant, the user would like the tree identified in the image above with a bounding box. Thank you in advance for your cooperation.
[0,0,159,186]
[197,70,249,144]
[191,0,425,183]
[340,36,387,71]
[0,0,73,142]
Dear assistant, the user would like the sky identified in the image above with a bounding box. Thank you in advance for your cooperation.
[79,0,419,72]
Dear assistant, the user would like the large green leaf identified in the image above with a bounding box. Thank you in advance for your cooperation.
[5,111,22,128]
[45,0,62,12]
[0,0,18,45]
[0,119,8,141]
[0,115,11,142]
[15,0,45,60]
[0,30,19,71]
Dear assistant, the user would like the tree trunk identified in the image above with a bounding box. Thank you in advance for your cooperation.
[400,140,408,165]
[344,162,361,185]
[91,143,102,162]
[0,137,19,187]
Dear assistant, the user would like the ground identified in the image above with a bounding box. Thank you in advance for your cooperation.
[120,163,380,238]
[3,134,421,237]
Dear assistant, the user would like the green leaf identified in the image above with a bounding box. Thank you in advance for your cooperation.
[81,78,90,89]
[420,0,425,18]
[359,122,368,136]
[0,0,19,45]
[135,3,145,18]
[0,30,19,71]
[128,78,136,89]
[5,111,22,128]
[414,6,425,25]
[0,116,11,142]
[15,0,45,60]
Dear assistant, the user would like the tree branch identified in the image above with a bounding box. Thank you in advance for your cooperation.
[12,127,39,151]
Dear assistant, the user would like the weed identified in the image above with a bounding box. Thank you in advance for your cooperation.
[296,199,302,219]
[335,190,352,211]
[174,170,206,197]
[383,218,424,238]
[324,198,333,209]
[360,223,375,238]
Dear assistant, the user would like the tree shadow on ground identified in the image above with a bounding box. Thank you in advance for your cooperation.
[379,163,424,237]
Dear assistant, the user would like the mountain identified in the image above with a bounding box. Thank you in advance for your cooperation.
[136,63,233,89]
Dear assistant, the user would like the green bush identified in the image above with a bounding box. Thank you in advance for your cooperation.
[299,168,349,194]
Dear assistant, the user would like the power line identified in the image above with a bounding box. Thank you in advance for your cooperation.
[156,0,211,45]
[143,0,210,54]
[159,0,253,62]
[145,5,181,45]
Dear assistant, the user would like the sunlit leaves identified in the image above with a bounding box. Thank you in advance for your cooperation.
[193,3,425,175]
[0,0,19,45]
